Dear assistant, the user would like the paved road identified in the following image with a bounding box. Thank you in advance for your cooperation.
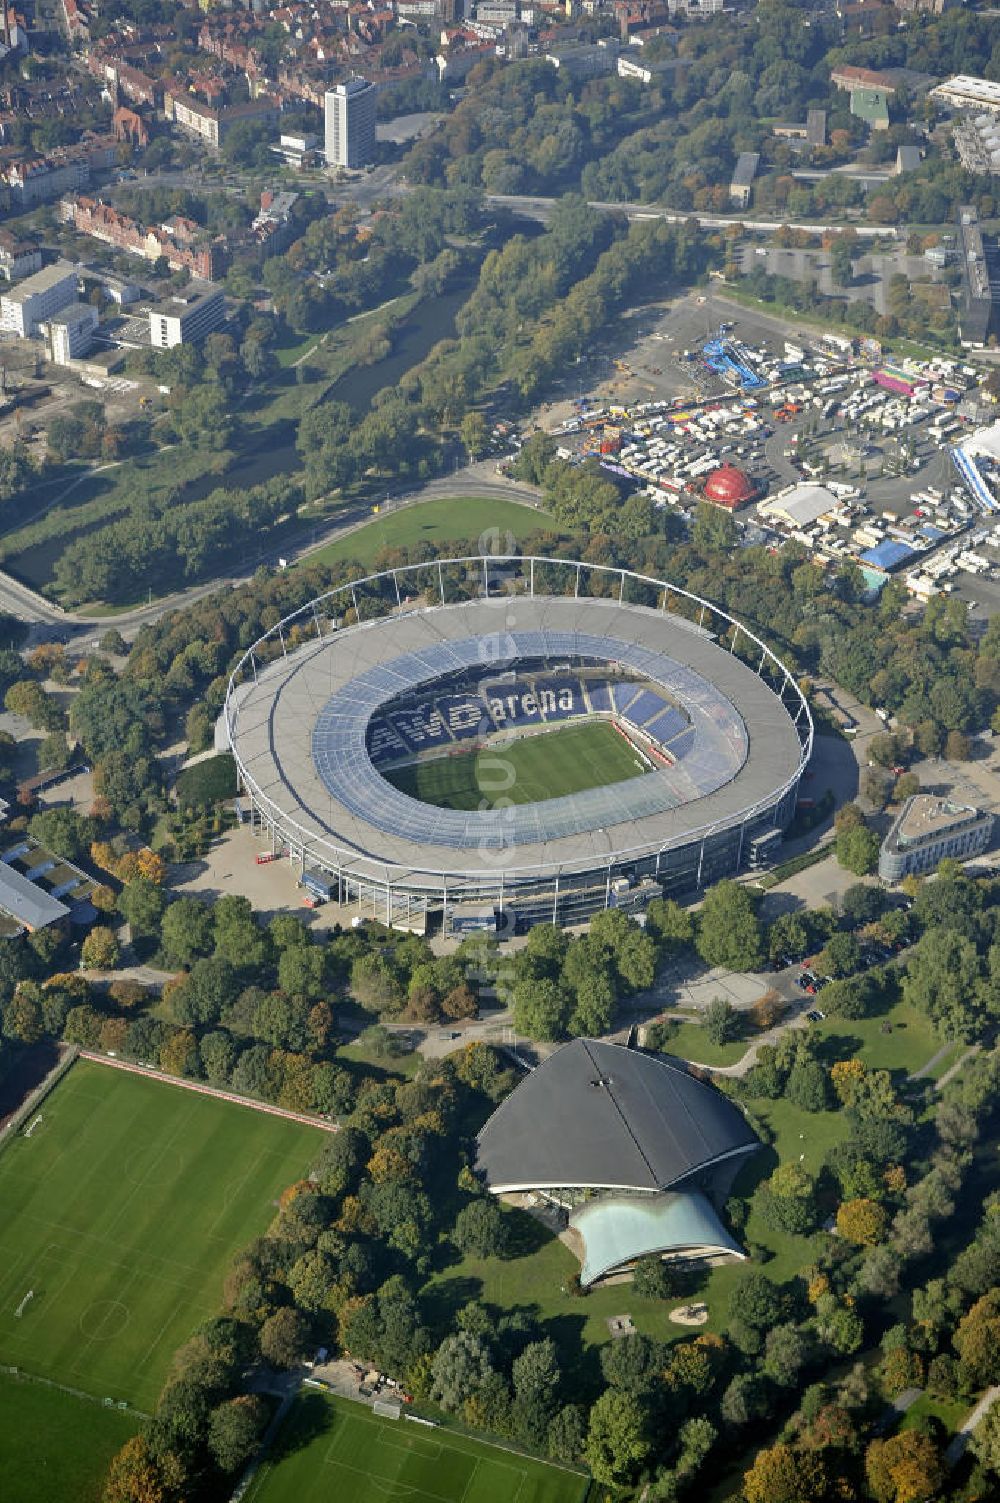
[946,1384,1000,1466]
[0,464,545,638]
[488,193,900,239]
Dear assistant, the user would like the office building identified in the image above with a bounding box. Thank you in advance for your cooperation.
[957,205,1000,348]
[46,302,99,364]
[0,260,77,338]
[879,795,994,881]
[149,283,225,348]
[324,79,377,171]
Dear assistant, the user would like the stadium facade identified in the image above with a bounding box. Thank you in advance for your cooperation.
[476,1039,760,1285]
[223,557,812,933]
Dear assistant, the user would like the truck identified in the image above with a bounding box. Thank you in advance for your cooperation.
[301,870,335,903]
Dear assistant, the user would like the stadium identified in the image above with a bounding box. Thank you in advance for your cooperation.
[223,557,812,934]
[476,1039,761,1285]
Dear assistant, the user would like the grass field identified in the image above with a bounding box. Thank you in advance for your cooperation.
[0,1373,140,1503]
[385,721,647,810]
[0,1061,322,1408]
[246,1392,590,1503]
[299,495,561,573]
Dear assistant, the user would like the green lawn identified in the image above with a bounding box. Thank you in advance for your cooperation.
[812,998,942,1079]
[386,721,647,811]
[299,495,561,572]
[898,1392,968,1437]
[656,1024,753,1068]
[246,1392,590,1503]
[0,1372,140,1503]
[424,1206,692,1355]
[0,1061,322,1409]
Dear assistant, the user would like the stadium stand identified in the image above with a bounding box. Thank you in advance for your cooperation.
[365,669,692,767]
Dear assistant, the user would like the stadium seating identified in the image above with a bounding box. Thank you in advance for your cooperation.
[365,669,693,765]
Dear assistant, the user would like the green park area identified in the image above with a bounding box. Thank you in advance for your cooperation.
[0,1061,321,1410]
[299,494,560,574]
[386,721,644,811]
[0,1373,140,1503]
[246,1391,590,1503]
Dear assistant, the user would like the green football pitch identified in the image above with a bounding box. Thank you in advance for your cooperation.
[385,720,647,811]
[0,1061,322,1409]
[246,1392,591,1503]
[0,1372,140,1503]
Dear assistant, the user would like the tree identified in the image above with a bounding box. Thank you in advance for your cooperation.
[865,1431,944,1503]
[82,925,120,971]
[836,824,880,876]
[547,1404,585,1463]
[903,928,987,1042]
[971,1399,1000,1475]
[762,1324,809,1388]
[816,932,860,979]
[632,1255,678,1300]
[837,1198,888,1247]
[259,1307,311,1369]
[786,1058,829,1112]
[103,1435,166,1503]
[430,1333,494,1412]
[954,1289,1000,1389]
[277,944,328,1001]
[160,898,215,968]
[744,1444,827,1503]
[692,501,737,552]
[460,410,488,459]
[118,878,167,941]
[453,1198,509,1259]
[584,1389,651,1485]
[512,1338,560,1407]
[207,1395,267,1474]
[705,996,741,1046]
[511,978,570,1041]
[696,881,764,971]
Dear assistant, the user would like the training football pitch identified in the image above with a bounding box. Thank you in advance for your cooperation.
[0,1061,322,1409]
[385,720,647,811]
[246,1392,591,1503]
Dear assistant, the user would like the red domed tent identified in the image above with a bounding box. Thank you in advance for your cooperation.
[703,465,755,510]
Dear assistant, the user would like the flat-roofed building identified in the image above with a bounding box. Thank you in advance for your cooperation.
[45,301,98,364]
[957,204,1000,348]
[879,794,994,881]
[0,260,77,338]
[759,482,839,529]
[545,43,617,80]
[324,78,377,170]
[149,283,225,348]
[930,75,1000,115]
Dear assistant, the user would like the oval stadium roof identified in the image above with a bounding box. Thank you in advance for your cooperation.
[475,1040,760,1195]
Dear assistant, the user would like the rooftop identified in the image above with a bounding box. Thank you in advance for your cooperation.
[3,259,76,302]
[572,1189,746,1286]
[931,75,1000,111]
[475,1039,760,1195]
[760,482,839,528]
[0,860,70,930]
[888,794,988,850]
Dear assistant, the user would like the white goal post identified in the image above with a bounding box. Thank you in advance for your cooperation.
[373,1400,402,1420]
[14,1290,34,1319]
